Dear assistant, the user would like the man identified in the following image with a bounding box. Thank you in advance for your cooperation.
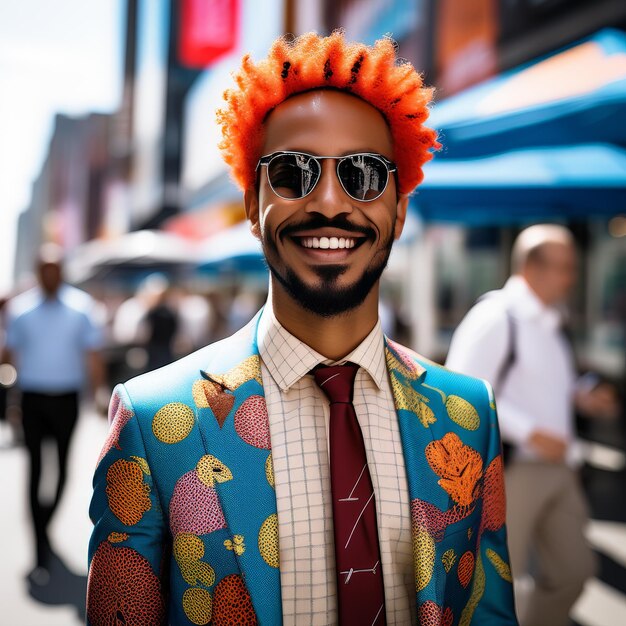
[446,224,612,626]
[88,32,516,625]
[3,244,106,585]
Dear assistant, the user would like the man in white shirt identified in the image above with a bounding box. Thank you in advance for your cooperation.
[87,32,517,626]
[446,224,607,626]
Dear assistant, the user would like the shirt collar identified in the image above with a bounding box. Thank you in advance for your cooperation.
[257,301,388,392]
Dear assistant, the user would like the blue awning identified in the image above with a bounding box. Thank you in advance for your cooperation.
[413,144,626,224]
[196,221,267,274]
[430,29,626,160]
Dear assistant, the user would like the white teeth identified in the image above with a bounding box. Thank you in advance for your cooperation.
[301,237,357,249]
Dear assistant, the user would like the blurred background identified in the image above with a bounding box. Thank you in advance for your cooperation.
[0,0,624,624]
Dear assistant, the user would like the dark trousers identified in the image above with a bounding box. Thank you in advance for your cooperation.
[21,391,79,567]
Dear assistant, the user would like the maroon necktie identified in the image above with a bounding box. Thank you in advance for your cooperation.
[313,363,386,626]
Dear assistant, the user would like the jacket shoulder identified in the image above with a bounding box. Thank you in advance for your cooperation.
[122,315,259,415]
[387,338,492,406]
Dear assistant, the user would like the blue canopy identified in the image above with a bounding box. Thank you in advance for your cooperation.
[196,221,267,275]
[430,29,626,160]
[413,144,626,224]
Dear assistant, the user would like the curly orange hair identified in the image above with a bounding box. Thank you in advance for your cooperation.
[216,31,440,195]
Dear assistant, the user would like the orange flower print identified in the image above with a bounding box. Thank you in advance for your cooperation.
[425,433,483,506]
[105,458,151,526]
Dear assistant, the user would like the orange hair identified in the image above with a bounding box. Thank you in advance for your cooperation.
[216,31,440,195]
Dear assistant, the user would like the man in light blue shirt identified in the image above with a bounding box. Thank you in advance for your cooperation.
[3,244,106,585]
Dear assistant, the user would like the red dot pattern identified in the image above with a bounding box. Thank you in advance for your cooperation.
[87,541,165,626]
[234,396,271,449]
[482,455,506,532]
[212,574,257,625]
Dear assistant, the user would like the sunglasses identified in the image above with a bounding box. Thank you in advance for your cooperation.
[256,151,398,202]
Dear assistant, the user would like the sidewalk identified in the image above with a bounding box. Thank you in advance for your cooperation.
[0,407,109,626]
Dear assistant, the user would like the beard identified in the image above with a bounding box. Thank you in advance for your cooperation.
[262,215,395,318]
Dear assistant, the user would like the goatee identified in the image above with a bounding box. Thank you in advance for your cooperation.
[262,217,395,318]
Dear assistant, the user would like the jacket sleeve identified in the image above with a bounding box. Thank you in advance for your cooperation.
[468,380,518,625]
[86,384,168,626]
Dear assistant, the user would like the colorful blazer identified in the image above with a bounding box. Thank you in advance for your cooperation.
[87,313,517,625]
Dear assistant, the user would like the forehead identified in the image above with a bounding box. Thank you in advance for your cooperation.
[538,241,577,263]
[261,89,394,157]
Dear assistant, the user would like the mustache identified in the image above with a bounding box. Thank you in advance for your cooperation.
[279,215,376,240]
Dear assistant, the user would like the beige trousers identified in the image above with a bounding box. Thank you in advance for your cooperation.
[505,461,597,626]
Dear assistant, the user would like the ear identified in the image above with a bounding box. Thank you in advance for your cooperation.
[393,194,409,240]
[244,187,261,240]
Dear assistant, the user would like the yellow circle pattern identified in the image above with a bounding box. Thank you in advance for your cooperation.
[415,529,435,592]
[182,587,212,625]
[265,453,275,489]
[446,396,480,430]
[258,513,279,568]
[152,402,195,444]
[174,534,216,588]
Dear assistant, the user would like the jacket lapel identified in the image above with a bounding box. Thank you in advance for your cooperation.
[195,317,282,625]
[384,338,450,611]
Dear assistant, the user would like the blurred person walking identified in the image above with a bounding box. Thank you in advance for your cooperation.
[446,224,617,626]
[87,32,517,626]
[140,275,180,371]
[2,244,107,585]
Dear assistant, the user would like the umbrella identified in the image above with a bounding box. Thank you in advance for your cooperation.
[196,221,266,275]
[66,230,196,284]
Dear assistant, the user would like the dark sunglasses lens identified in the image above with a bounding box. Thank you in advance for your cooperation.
[338,155,389,201]
[267,153,320,199]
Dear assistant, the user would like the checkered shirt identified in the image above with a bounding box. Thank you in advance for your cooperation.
[257,303,415,625]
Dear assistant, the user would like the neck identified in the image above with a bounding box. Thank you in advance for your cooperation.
[519,274,553,308]
[269,281,380,361]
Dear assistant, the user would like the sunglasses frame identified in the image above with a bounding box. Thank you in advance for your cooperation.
[256,150,398,202]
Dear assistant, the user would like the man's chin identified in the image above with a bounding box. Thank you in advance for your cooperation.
[268,263,382,318]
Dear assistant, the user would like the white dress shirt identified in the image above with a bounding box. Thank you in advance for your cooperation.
[5,285,103,392]
[445,276,579,465]
[257,303,415,625]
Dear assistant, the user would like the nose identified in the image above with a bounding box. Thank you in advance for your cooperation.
[304,160,353,218]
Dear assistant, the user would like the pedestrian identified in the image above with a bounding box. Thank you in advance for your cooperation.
[3,244,107,585]
[446,224,616,626]
[87,32,517,625]
[141,275,180,371]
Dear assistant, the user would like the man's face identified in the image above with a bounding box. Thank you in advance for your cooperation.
[37,262,62,296]
[245,90,407,317]
[526,242,578,306]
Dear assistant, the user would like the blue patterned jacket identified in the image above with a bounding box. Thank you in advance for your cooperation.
[87,313,517,625]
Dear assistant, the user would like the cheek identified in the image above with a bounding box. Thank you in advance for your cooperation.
[257,202,293,244]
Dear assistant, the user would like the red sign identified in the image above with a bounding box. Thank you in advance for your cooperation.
[178,0,239,68]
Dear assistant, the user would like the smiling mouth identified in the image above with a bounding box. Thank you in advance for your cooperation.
[298,236,359,250]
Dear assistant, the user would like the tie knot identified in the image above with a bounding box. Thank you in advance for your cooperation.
[312,363,359,404]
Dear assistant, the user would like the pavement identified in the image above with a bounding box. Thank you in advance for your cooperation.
[0,406,624,625]
[0,407,108,626]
